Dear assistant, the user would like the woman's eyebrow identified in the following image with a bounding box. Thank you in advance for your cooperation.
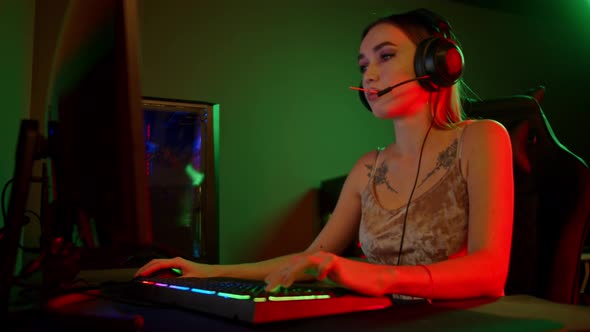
[358,41,397,60]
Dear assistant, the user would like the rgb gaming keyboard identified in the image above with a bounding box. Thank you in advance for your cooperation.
[125,276,393,323]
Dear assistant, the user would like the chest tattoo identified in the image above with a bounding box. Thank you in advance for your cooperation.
[365,163,398,193]
[418,139,458,187]
[365,138,458,193]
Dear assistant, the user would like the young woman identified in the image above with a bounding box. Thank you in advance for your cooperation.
[135,8,514,300]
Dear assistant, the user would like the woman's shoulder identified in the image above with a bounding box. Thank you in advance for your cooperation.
[347,147,383,167]
[459,118,510,141]
[458,119,512,160]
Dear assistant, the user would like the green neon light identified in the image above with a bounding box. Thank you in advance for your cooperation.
[268,294,331,301]
[185,164,204,186]
[253,297,267,302]
[217,292,251,300]
[171,267,182,275]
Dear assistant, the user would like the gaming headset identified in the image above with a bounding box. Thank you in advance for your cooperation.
[359,8,464,111]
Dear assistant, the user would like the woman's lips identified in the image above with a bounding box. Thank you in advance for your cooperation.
[366,89,380,101]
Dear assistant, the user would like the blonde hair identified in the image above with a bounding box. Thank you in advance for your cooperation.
[431,81,466,129]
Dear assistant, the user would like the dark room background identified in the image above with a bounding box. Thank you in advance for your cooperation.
[2,0,589,267]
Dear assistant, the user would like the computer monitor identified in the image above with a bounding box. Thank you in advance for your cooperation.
[44,0,168,277]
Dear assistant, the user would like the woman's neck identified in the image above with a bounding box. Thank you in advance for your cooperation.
[391,108,437,156]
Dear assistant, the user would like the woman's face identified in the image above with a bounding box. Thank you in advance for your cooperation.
[359,23,429,118]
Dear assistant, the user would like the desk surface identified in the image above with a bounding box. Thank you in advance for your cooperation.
[9,287,590,332]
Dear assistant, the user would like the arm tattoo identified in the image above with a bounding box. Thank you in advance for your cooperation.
[418,139,458,187]
[366,163,398,193]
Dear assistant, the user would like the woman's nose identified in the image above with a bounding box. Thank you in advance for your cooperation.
[363,65,379,85]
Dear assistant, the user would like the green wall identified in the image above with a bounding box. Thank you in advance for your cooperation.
[0,0,34,228]
[0,0,34,277]
[138,0,590,264]
[139,0,398,263]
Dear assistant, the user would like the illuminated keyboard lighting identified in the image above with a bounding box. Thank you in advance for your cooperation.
[268,294,331,301]
[169,285,190,291]
[217,292,251,300]
[190,288,216,295]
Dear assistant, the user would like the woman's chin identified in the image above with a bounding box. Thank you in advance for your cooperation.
[371,107,400,119]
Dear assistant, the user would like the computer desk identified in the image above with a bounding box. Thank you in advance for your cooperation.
[8,282,590,332]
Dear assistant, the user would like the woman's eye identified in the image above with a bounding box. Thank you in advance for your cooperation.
[381,53,395,61]
[359,64,367,73]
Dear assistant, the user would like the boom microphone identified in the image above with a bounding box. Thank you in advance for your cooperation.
[376,75,430,97]
[349,75,430,98]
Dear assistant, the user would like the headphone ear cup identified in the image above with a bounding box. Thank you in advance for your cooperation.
[358,82,372,112]
[415,37,464,91]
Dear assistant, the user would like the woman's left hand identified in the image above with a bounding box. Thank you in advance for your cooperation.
[264,251,390,296]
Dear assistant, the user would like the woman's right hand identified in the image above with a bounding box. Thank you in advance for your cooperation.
[134,256,219,278]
